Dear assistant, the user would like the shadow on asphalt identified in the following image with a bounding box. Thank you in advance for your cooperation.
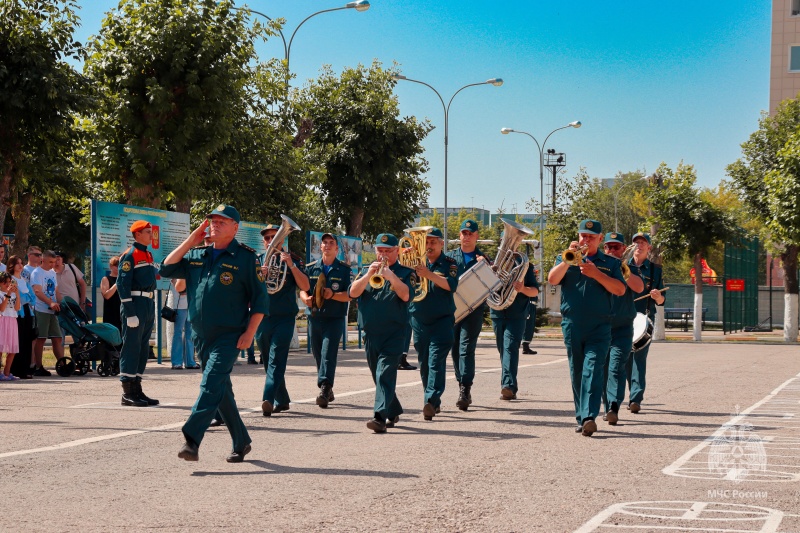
[191,459,419,479]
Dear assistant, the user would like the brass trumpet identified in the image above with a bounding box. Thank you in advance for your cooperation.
[369,258,388,289]
[562,245,589,265]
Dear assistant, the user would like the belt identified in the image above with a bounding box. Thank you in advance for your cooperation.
[131,291,155,298]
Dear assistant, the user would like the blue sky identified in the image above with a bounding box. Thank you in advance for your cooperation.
[72,1,772,215]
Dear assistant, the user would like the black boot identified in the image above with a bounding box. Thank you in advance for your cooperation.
[316,382,330,408]
[121,381,148,407]
[398,353,416,371]
[521,342,536,355]
[456,383,470,411]
[134,379,159,406]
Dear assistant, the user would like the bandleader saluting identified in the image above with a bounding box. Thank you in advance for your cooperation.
[349,233,414,433]
[548,219,625,437]
[161,204,268,463]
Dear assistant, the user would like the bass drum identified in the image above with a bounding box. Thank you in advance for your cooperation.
[453,261,502,324]
[632,312,654,352]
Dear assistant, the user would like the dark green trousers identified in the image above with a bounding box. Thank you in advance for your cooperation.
[309,316,344,387]
[604,323,632,413]
[523,304,536,342]
[119,296,155,382]
[257,315,295,407]
[364,328,404,420]
[183,331,251,452]
[450,307,482,386]
[412,315,454,408]
[491,316,525,393]
[626,342,649,404]
[562,319,611,423]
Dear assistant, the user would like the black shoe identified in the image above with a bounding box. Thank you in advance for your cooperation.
[134,380,159,406]
[178,440,199,461]
[247,359,258,365]
[500,387,517,401]
[327,388,335,403]
[398,354,417,371]
[33,366,51,377]
[226,444,252,463]
[171,365,183,370]
[456,384,470,411]
[366,417,387,433]
[581,418,597,437]
[209,418,225,427]
[273,404,290,413]
[186,365,201,370]
[423,402,435,421]
[121,382,148,407]
[261,400,273,417]
[385,415,400,428]
[317,383,331,408]
[521,342,536,355]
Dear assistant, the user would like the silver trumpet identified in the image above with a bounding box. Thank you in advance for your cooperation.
[263,214,301,295]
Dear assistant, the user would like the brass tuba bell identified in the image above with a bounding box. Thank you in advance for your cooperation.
[398,226,433,302]
[262,215,301,295]
[487,218,535,311]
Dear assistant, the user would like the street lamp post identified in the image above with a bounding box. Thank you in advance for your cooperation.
[613,175,651,232]
[500,122,581,309]
[393,74,503,243]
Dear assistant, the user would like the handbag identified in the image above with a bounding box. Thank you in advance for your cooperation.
[160,305,177,322]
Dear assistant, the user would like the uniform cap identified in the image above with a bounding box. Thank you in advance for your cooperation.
[604,232,625,245]
[207,204,241,224]
[578,219,602,235]
[460,219,479,233]
[426,227,444,239]
[632,232,651,244]
[130,220,152,234]
[260,224,280,236]
[320,232,339,245]
[375,233,399,247]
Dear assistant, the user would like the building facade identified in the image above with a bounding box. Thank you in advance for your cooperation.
[770,0,800,113]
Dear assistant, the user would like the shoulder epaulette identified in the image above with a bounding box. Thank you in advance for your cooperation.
[444,255,457,263]
[306,260,318,267]
[239,243,256,253]
[190,245,208,251]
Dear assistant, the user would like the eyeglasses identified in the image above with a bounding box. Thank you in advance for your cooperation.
[604,243,624,250]
[263,235,275,241]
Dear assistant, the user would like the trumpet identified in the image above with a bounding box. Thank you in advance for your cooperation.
[562,245,589,265]
[619,244,637,280]
[369,258,388,290]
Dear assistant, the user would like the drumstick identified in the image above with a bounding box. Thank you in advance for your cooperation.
[633,287,670,302]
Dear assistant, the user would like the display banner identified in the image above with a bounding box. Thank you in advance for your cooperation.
[306,231,362,277]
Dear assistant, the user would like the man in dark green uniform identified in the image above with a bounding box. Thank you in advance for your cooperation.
[522,293,538,355]
[548,220,626,437]
[601,232,643,426]
[410,227,458,421]
[626,232,665,414]
[446,219,489,411]
[161,205,268,463]
[490,256,539,401]
[257,223,309,417]
[300,232,351,409]
[350,233,414,433]
[117,220,159,407]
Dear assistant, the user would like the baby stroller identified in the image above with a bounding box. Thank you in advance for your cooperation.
[56,296,122,377]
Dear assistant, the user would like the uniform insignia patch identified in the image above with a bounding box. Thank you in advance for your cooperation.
[586,221,594,229]
[331,282,340,291]
[450,265,458,278]
[380,235,388,243]
[216,204,225,212]
[121,261,131,272]
[410,274,418,287]
[257,269,266,283]
[467,222,472,227]
[220,272,234,285]
[611,233,617,238]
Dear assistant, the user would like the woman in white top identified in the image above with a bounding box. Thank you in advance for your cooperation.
[169,278,197,369]
[0,272,21,380]
[8,255,35,379]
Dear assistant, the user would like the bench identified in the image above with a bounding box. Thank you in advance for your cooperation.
[664,307,708,332]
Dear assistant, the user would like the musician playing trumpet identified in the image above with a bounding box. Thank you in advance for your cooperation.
[300,233,352,409]
[625,232,665,415]
[548,220,626,437]
[257,224,310,418]
[349,233,415,433]
[601,232,644,426]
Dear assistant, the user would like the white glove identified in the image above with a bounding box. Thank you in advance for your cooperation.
[127,316,140,328]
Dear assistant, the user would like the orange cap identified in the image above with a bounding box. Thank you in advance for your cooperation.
[130,220,152,234]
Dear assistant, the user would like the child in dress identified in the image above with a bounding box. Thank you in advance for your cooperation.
[0,272,21,380]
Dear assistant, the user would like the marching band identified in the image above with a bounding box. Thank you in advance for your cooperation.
[157,207,665,460]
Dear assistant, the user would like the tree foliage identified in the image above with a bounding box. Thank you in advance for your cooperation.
[298,61,431,238]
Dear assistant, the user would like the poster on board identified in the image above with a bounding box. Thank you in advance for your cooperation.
[306,231,362,279]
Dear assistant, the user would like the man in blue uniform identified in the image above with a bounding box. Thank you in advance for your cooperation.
[257,223,309,417]
[349,233,415,432]
[161,205,268,463]
[490,257,539,401]
[300,233,351,409]
[117,220,159,407]
[626,232,665,414]
[601,232,643,425]
[548,220,626,437]
[446,219,489,410]
[410,227,458,421]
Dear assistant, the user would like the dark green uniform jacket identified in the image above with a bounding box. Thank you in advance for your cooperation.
[306,258,351,318]
[117,242,158,315]
[553,250,625,325]
[610,263,640,328]
[257,252,303,317]
[354,262,414,333]
[409,252,459,322]
[629,258,665,320]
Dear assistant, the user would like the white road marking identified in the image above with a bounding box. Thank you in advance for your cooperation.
[68,402,178,409]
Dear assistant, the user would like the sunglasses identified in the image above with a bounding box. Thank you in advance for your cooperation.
[604,243,624,249]
[30,252,43,257]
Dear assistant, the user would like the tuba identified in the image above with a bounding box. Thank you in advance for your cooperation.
[487,218,535,311]
[263,214,301,295]
[398,226,433,302]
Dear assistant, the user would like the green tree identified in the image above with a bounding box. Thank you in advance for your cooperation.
[648,162,733,340]
[728,99,800,341]
[0,0,88,240]
[298,61,431,238]
[82,0,270,207]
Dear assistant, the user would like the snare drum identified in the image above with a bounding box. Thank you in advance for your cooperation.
[632,312,654,352]
[453,261,502,323]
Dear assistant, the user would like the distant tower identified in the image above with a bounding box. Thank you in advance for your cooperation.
[770,0,800,114]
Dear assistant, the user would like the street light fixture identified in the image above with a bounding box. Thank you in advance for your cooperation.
[394,74,503,242]
[613,174,651,232]
[500,121,582,308]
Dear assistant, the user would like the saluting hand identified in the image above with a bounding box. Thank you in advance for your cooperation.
[189,219,209,247]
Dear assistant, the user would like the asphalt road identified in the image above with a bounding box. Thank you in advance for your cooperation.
[2,339,799,532]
